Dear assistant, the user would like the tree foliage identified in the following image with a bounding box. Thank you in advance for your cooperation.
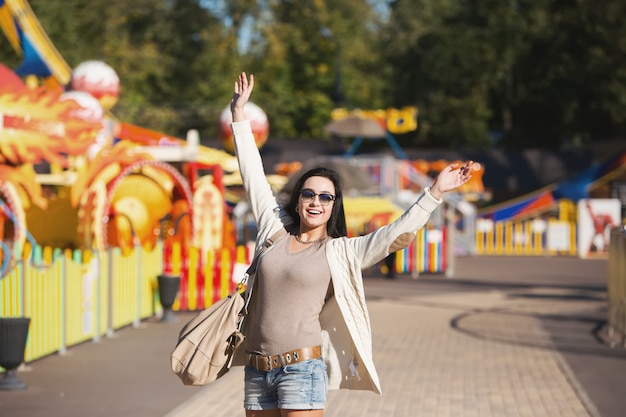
[384,0,626,148]
[248,0,387,138]
[0,0,623,149]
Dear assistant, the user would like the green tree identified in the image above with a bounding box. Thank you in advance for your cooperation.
[508,0,626,148]
[384,0,524,148]
[2,0,624,148]
[248,0,387,138]
[384,0,626,149]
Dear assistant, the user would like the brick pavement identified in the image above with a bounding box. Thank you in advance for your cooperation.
[1,256,618,417]
[166,288,600,417]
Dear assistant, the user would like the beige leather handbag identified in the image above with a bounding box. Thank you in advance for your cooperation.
[170,229,286,385]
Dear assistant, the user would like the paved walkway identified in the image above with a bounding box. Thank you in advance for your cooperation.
[1,256,624,417]
[166,289,597,417]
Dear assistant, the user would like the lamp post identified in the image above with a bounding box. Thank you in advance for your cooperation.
[170,211,190,237]
[157,213,172,240]
[116,212,139,248]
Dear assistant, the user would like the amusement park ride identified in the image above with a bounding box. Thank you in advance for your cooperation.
[2,0,625,392]
[0,0,492,271]
[0,0,259,268]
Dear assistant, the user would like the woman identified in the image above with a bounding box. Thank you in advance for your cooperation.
[229,72,472,417]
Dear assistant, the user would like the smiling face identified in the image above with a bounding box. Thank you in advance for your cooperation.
[298,176,336,233]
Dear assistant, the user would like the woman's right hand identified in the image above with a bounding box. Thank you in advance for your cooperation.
[230,72,254,122]
[430,161,473,199]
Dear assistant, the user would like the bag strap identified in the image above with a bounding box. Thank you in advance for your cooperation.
[237,228,288,319]
[237,228,287,292]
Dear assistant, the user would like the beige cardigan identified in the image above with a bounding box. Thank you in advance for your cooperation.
[230,120,442,394]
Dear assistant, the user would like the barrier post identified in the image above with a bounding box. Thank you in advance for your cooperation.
[59,249,68,352]
[411,231,420,279]
[445,203,455,278]
[133,240,141,329]
[607,226,626,348]
[106,247,114,338]
[19,244,25,318]
[91,251,103,343]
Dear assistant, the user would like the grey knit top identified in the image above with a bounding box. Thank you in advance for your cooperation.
[246,235,331,355]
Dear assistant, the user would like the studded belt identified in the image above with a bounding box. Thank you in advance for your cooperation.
[247,346,322,372]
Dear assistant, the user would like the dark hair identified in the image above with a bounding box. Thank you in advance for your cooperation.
[285,167,348,238]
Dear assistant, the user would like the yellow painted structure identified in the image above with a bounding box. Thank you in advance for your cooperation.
[0,243,163,364]
[476,218,577,256]
[0,241,257,367]
[0,214,581,370]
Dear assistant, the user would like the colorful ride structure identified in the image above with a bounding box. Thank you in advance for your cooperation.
[0,0,476,376]
[473,150,626,256]
[477,150,626,223]
[0,0,269,276]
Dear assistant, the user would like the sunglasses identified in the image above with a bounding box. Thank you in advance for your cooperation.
[300,189,336,206]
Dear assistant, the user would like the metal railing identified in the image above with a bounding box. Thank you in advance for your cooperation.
[607,226,626,347]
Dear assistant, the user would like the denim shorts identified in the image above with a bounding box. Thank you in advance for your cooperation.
[244,357,328,411]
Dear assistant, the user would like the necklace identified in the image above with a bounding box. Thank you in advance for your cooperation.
[294,234,327,245]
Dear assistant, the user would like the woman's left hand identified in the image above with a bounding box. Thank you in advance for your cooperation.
[430,161,473,199]
[230,72,254,122]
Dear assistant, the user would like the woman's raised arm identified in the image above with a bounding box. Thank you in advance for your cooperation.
[230,72,254,123]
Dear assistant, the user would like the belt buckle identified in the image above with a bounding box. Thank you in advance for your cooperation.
[250,354,268,372]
